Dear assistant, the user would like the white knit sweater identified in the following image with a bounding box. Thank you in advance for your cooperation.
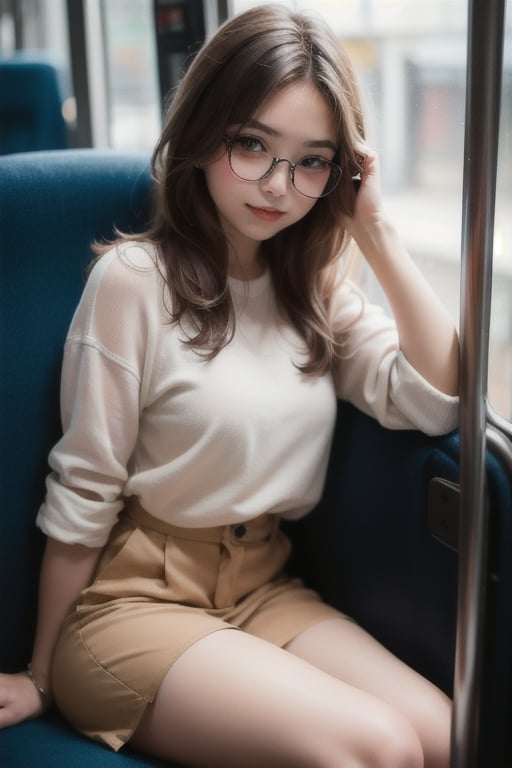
[36,243,458,547]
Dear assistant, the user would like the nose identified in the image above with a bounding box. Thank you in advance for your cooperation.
[260,159,292,197]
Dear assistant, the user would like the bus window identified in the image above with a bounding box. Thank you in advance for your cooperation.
[101,0,160,149]
[0,0,69,57]
[489,21,512,420]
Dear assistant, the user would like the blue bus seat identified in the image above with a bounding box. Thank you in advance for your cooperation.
[0,149,508,767]
[0,53,69,154]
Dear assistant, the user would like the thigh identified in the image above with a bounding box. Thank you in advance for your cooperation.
[285,618,451,768]
[52,602,231,751]
[130,628,423,768]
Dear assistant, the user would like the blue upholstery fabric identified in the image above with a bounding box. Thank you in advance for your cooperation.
[0,150,153,675]
[0,150,168,767]
[0,54,69,154]
[0,712,167,768]
[475,446,512,765]
[1,149,509,766]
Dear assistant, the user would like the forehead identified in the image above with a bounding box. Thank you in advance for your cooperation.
[249,82,336,144]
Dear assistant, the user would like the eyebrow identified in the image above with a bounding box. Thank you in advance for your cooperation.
[244,119,337,153]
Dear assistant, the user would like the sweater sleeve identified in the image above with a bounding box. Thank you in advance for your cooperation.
[330,280,459,435]
[36,244,161,547]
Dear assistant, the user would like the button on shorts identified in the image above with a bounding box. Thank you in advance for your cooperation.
[52,499,345,751]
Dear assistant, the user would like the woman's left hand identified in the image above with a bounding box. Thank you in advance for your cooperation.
[338,147,460,398]
[342,149,386,236]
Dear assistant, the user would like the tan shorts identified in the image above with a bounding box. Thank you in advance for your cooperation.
[52,501,344,751]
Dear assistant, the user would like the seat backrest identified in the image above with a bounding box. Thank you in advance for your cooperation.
[0,54,69,154]
[0,149,152,670]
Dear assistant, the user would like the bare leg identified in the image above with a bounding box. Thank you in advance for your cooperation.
[285,618,451,768]
[131,628,423,768]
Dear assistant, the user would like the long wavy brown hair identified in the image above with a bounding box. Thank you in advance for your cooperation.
[113,4,366,374]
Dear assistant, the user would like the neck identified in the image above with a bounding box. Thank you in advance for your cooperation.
[228,246,267,281]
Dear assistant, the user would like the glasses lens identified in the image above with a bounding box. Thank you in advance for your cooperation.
[294,157,341,198]
[228,138,272,181]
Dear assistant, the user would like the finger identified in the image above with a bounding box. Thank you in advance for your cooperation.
[0,707,20,729]
[0,697,46,729]
[0,675,47,728]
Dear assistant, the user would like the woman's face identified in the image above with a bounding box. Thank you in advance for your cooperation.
[203,81,338,267]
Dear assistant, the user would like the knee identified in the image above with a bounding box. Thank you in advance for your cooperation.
[337,704,424,768]
[296,703,424,768]
[364,709,424,768]
[409,689,451,767]
[282,710,426,768]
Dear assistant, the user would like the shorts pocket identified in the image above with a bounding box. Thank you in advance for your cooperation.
[81,524,167,605]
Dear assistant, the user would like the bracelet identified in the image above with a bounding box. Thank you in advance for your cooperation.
[26,663,50,700]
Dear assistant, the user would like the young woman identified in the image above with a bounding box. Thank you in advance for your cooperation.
[0,5,459,767]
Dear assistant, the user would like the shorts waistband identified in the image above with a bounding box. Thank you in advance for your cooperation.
[123,496,280,545]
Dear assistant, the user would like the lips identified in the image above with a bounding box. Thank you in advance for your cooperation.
[246,205,285,222]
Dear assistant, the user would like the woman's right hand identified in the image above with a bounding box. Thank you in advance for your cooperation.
[0,671,51,728]
[0,537,101,734]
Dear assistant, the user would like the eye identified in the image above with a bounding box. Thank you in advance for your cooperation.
[232,135,267,154]
[298,155,332,171]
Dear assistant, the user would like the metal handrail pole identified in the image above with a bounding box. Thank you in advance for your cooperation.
[452,0,506,766]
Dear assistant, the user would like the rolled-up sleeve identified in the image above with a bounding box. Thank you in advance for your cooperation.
[36,244,160,547]
[37,342,141,547]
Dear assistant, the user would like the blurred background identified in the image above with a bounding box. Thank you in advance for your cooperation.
[1,0,510,418]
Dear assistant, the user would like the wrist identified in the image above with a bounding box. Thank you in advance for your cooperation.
[350,216,394,245]
[26,662,53,703]
[350,218,404,268]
